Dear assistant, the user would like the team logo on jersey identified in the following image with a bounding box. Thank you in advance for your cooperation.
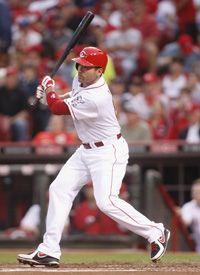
[71,95,84,107]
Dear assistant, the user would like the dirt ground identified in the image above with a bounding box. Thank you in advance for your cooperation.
[0,262,200,275]
[1,249,200,274]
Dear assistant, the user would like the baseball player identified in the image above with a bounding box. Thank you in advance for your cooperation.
[17,46,170,267]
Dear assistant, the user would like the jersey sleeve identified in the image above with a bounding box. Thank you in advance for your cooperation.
[64,95,98,120]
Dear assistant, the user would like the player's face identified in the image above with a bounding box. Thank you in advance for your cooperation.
[77,65,103,87]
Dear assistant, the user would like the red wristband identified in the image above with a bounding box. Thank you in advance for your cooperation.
[47,92,71,115]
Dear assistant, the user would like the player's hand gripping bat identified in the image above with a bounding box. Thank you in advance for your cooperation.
[30,11,94,107]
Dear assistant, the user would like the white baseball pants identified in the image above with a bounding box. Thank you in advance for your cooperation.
[38,137,164,259]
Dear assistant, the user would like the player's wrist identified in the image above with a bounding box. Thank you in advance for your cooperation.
[45,87,55,94]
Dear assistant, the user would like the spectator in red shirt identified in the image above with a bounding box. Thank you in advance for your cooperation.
[157,33,200,74]
[177,34,200,73]
[33,115,78,145]
[149,101,169,140]
[173,0,198,42]
[167,87,193,139]
[145,0,158,14]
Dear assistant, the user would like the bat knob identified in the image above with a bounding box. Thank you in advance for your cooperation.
[28,96,39,108]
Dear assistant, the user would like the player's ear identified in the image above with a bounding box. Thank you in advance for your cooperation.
[97,67,103,76]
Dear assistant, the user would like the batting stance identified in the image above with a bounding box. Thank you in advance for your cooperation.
[17,47,170,267]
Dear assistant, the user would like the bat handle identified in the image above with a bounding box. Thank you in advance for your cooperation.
[30,71,56,107]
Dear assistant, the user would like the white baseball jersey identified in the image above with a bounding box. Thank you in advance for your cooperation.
[64,75,120,143]
[181,200,200,252]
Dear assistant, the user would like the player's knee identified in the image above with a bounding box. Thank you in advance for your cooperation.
[49,180,74,202]
[96,197,113,213]
[49,180,60,196]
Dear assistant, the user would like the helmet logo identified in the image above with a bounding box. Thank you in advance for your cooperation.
[80,50,87,58]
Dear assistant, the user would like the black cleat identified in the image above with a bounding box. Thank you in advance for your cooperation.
[150,228,170,262]
[17,250,59,268]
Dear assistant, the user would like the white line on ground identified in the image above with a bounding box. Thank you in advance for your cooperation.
[0,268,191,273]
[0,269,144,273]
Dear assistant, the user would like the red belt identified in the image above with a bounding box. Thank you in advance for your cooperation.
[83,133,122,149]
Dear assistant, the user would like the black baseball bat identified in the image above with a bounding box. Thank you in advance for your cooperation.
[30,11,94,106]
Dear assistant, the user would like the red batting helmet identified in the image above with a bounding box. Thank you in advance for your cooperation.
[72,46,108,72]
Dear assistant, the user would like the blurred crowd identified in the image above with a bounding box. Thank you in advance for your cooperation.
[1,0,200,143]
[3,181,131,239]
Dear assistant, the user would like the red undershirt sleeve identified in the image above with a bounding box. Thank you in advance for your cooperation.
[46,92,71,115]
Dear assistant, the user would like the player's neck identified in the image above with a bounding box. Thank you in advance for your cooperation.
[81,77,101,88]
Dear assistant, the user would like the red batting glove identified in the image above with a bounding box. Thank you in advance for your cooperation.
[41,75,55,92]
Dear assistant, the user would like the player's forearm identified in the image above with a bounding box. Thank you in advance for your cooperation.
[60,91,72,99]
[46,91,71,115]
